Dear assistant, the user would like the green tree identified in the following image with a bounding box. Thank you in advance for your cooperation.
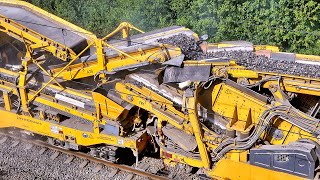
[24,0,320,55]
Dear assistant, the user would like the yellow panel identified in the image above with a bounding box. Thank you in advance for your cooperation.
[160,148,204,168]
[228,69,259,78]
[91,91,125,120]
[209,159,306,180]
[0,109,147,151]
[218,43,237,48]
[296,53,320,62]
[254,45,280,52]
[212,83,266,125]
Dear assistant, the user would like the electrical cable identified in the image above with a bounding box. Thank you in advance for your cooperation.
[14,75,21,113]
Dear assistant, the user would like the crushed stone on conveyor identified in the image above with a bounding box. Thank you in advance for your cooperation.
[158,34,320,78]
[205,51,320,78]
[158,34,203,60]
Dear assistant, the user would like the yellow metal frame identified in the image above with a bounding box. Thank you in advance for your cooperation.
[50,45,181,80]
[0,109,148,152]
[115,82,191,131]
[208,159,305,180]
[102,22,144,40]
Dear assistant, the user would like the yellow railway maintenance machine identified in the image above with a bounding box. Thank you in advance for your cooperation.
[0,1,320,180]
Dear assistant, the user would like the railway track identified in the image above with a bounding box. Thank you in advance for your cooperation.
[0,131,168,180]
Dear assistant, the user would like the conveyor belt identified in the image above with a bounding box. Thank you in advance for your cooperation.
[108,26,196,48]
[103,26,195,59]
[159,34,320,79]
[0,3,90,54]
[104,26,195,59]
[49,26,195,69]
[206,50,320,78]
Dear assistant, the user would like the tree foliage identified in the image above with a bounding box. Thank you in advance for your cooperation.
[25,0,320,55]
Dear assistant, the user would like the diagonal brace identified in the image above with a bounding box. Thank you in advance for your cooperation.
[28,41,95,103]
[33,60,64,89]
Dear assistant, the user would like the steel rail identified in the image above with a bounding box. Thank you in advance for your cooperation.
[0,132,168,180]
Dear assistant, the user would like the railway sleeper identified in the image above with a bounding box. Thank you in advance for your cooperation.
[90,146,119,163]
[89,145,137,165]
[47,137,80,151]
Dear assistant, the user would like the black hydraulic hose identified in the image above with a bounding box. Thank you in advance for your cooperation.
[210,105,313,162]
[245,76,280,88]
[213,105,279,153]
[212,112,275,161]
[211,104,320,162]
[14,75,21,113]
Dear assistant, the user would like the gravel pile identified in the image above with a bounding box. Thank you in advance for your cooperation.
[137,156,164,174]
[205,50,320,78]
[159,34,320,78]
[158,34,203,60]
[165,163,201,180]
[137,156,202,180]
[0,136,139,180]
